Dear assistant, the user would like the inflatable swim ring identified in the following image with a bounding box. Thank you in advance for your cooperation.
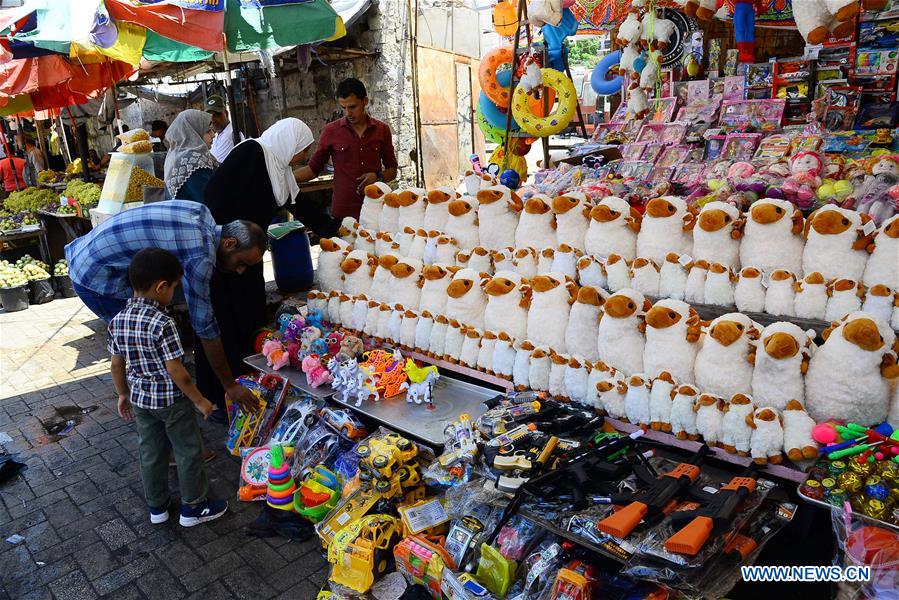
[511,68,577,137]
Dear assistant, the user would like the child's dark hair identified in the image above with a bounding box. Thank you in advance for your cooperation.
[128,248,184,292]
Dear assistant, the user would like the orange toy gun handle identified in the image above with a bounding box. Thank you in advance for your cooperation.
[596,501,649,539]
[725,533,758,561]
[665,515,714,556]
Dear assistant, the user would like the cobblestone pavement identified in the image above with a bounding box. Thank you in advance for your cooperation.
[1,295,329,600]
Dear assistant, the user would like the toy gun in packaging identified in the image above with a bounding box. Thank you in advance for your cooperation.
[596,445,712,539]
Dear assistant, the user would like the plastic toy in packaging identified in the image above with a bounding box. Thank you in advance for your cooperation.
[394,534,456,597]
[327,514,400,593]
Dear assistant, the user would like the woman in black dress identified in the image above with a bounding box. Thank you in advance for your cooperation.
[198,118,323,412]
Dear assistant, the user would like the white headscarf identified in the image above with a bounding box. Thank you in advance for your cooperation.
[163,109,218,198]
[254,118,314,206]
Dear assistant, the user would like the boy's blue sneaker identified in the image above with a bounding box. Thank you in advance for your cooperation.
[179,498,228,527]
[149,503,170,525]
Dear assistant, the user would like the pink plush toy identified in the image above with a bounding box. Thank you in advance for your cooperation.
[301,354,332,388]
[325,331,344,356]
[263,339,290,370]
[782,151,823,210]
[287,342,301,368]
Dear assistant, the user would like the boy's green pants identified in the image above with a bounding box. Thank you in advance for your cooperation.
[133,398,208,508]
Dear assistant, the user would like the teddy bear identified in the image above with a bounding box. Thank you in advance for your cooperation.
[862,284,894,323]
[573,257,602,290]
[445,198,481,251]
[670,384,701,440]
[434,235,459,264]
[597,288,649,376]
[739,198,805,275]
[361,182,391,231]
[622,373,651,426]
[354,228,377,254]
[477,330,497,373]
[340,250,377,297]
[419,264,456,316]
[721,393,754,456]
[414,310,434,353]
[782,399,819,461]
[585,196,641,261]
[553,192,591,250]
[396,188,427,232]
[806,311,898,425]
[803,206,874,282]
[370,253,400,302]
[444,319,467,363]
[338,216,359,246]
[862,214,899,290]
[695,313,759,399]
[637,196,696,264]
[747,407,784,465]
[551,244,581,280]
[825,278,864,322]
[630,258,661,298]
[424,187,458,232]
[316,237,351,293]
[478,185,522,249]
[445,268,490,329]
[647,372,676,432]
[549,352,570,399]
[851,155,899,225]
[428,314,450,358]
[513,247,538,279]
[399,309,419,350]
[515,194,556,249]
[643,299,703,382]
[597,376,628,419]
[794,272,828,320]
[684,260,709,305]
[513,339,536,390]
[605,254,632,293]
[460,327,482,368]
[525,274,578,352]
[692,201,743,269]
[484,271,530,340]
[529,347,553,393]
[751,321,815,412]
[694,394,725,446]
[734,267,767,313]
[704,263,738,307]
[659,253,689,301]
[792,0,860,46]
[764,269,798,317]
[564,286,605,362]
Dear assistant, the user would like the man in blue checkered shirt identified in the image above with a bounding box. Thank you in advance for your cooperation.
[66,200,262,412]
[108,248,227,526]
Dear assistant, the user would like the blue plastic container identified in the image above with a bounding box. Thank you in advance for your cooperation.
[268,226,314,293]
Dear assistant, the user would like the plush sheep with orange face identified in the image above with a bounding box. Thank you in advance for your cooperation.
[463,169,495,197]
[316,237,351,293]
[379,190,402,234]
[396,188,427,232]
[405,228,430,262]
[428,314,450,358]
[327,290,342,325]
[825,278,864,322]
[340,250,377,296]
[704,262,737,307]
[515,194,557,249]
[445,268,490,329]
[467,246,493,274]
[338,217,359,246]
[306,290,327,317]
[549,351,570,399]
[492,248,516,273]
[585,196,641,260]
[354,228,376,254]
[794,272,828,320]
[805,311,899,426]
[370,253,400,302]
[694,394,725,446]
[752,321,815,411]
[803,206,874,282]
[692,201,743,269]
[670,384,700,440]
[605,254,632,293]
[735,267,767,313]
[636,196,695,264]
[564,356,590,405]
[419,264,457,316]
[597,376,628,419]
[339,293,355,328]
[551,244,581,280]
[415,311,434,353]
[513,247,538,279]
[362,299,381,337]
[374,231,395,257]
[477,330,497,373]
[492,331,516,379]
[597,288,650,376]
[513,340,536,390]
[484,271,529,340]
[361,182,391,230]
[552,192,591,250]
[577,256,607,290]
[529,347,552,392]
[684,259,709,304]
[862,214,898,289]
[478,185,522,249]
[747,407,784,465]
[442,320,465,363]
[424,187,458,232]
[445,199,480,250]
[630,257,661,298]
[623,373,651,425]
[764,269,798,317]
[643,299,703,382]
[587,360,617,410]
[721,393,754,456]
[460,327,482,368]
[694,313,759,399]
[740,199,804,274]
[565,286,605,362]
[434,234,459,264]
[400,309,419,350]
[782,400,819,461]
[862,284,894,323]
[649,371,677,432]
[387,257,423,310]
[525,273,578,352]
[659,252,689,301]
[537,247,555,275]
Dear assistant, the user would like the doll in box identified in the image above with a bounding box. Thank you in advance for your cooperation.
[848,154,899,225]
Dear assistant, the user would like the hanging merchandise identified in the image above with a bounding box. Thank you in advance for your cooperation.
[792,0,860,44]
[477,105,507,144]
[488,145,527,182]
[591,50,624,95]
[479,46,514,109]
[479,91,521,132]
[511,68,577,136]
[493,0,520,37]
[541,6,579,71]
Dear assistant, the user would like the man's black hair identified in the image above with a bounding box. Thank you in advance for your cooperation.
[129,248,184,292]
[150,120,168,132]
[336,78,367,100]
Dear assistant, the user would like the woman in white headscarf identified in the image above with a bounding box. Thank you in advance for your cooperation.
[163,109,218,201]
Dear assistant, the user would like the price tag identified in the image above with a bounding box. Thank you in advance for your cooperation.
[862,220,876,236]
[400,497,449,534]
[59,196,67,206]
[678,254,693,267]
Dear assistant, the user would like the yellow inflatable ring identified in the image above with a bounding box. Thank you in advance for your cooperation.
[479,46,514,109]
[511,68,577,137]
[489,145,527,181]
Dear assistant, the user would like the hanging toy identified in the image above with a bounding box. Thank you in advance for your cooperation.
[493,1,520,37]
[733,0,757,63]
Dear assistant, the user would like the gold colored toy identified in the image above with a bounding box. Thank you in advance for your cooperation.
[327,514,399,594]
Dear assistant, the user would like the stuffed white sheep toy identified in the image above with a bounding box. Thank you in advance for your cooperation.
[721,393,754,456]
[649,371,677,432]
[684,260,709,304]
[752,321,815,411]
[596,288,649,376]
[339,293,356,329]
[316,237,351,293]
[565,286,604,362]
[460,328,482,368]
[444,319,467,363]
[764,269,798,317]
[585,196,640,260]
[616,10,643,45]
[338,217,359,246]
[445,199,480,251]
[694,394,726,446]
[525,274,577,352]
[597,376,628,419]
[306,290,327,317]
[405,228,429,262]
[477,185,522,249]
[477,330,497,373]
[434,235,459,264]
[862,284,894,323]
[605,254,632,293]
[694,312,759,399]
[340,250,376,296]
[670,384,700,440]
[515,194,557,249]
[659,252,689,301]
[354,228,376,255]
[374,231,395,258]
[400,309,419,349]
[445,268,490,329]
[630,258,661,298]
[396,188,427,232]
[513,247,538,279]
[551,244,581,280]
[552,192,591,250]
[387,257,423,311]
[483,271,529,340]
[492,331,517,379]
[369,252,398,302]
[794,272,828,320]
[414,311,434,352]
[735,266,767,313]
[577,256,607,290]
[360,182,390,231]
[704,262,737,307]
[782,399,819,461]
[388,305,404,344]
[624,373,651,426]
[805,311,898,426]
[564,356,590,405]
[419,264,456,316]
[643,298,703,382]
[825,279,864,323]
[492,248,516,273]
[424,187,458,232]
[636,196,695,264]
[740,199,805,275]
[862,214,899,289]
[803,206,874,282]
[528,347,552,393]
[513,340,536,391]
[692,201,743,269]
[748,407,784,465]
[362,300,381,337]
[587,360,617,410]
[468,247,493,275]
[379,191,402,234]
[537,247,556,275]
[327,291,342,325]
[462,169,494,197]
[549,352,570,399]
[428,314,450,358]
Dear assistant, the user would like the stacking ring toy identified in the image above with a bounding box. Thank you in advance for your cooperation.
[511,68,577,137]
[479,46,514,109]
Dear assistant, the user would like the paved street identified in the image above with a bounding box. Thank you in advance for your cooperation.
[0,293,329,600]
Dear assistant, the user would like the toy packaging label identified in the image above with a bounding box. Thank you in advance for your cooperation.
[753,134,790,161]
[688,79,710,103]
[855,49,899,76]
[723,76,745,102]
[400,497,450,534]
[719,99,785,131]
[441,570,495,600]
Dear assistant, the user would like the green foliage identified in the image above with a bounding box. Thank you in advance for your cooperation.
[567,38,601,69]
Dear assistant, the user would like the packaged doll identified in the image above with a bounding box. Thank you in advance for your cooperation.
[848,155,899,225]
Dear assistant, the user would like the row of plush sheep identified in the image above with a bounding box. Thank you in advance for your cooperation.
[308,280,899,428]
[351,183,899,291]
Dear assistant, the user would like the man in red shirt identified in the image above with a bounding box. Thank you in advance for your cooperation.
[295,78,398,220]
[0,155,26,194]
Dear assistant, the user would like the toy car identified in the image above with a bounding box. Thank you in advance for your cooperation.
[319,407,368,439]
[268,398,319,445]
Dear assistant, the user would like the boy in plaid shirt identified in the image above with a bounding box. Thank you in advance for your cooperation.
[109,248,227,527]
